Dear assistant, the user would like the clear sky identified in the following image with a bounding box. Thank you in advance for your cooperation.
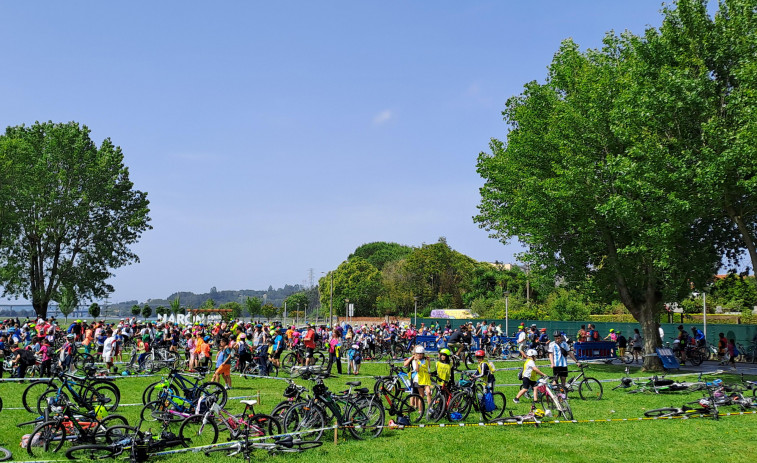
[0,1,669,304]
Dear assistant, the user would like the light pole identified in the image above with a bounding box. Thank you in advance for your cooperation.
[345,298,350,325]
[321,271,334,327]
[414,296,419,327]
[503,291,510,336]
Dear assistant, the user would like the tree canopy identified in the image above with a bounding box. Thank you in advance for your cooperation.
[0,121,151,318]
[474,0,751,369]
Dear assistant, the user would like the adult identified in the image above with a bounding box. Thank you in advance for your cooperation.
[690,326,705,348]
[548,331,580,388]
[446,325,467,357]
[303,323,316,366]
[632,328,643,364]
[327,327,343,375]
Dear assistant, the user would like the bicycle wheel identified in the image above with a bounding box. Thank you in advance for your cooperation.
[0,446,10,462]
[345,399,384,439]
[281,353,298,371]
[248,413,283,437]
[178,414,219,448]
[141,400,183,423]
[142,381,161,404]
[27,420,66,457]
[23,380,54,413]
[198,382,228,407]
[283,403,326,442]
[578,378,603,400]
[481,391,507,421]
[556,395,573,420]
[463,352,475,370]
[36,388,69,416]
[85,382,121,411]
[428,387,447,422]
[104,425,139,444]
[644,408,680,418]
[688,350,704,366]
[285,440,323,451]
[74,353,95,372]
[65,444,117,460]
[622,352,634,364]
[271,401,294,422]
[446,391,471,422]
[313,352,327,368]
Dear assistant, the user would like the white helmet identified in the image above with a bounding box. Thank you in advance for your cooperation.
[414,346,426,354]
[526,349,537,357]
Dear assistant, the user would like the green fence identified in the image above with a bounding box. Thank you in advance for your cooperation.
[417,317,757,347]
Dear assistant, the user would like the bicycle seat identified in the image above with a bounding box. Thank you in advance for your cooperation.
[355,388,370,394]
[346,381,361,386]
[240,400,258,406]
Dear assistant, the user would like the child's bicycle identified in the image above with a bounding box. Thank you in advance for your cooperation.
[499,404,544,427]
[204,426,322,459]
[178,397,281,447]
[534,376,573,421]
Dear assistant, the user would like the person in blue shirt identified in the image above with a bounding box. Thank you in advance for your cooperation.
[690,327,706,348]
[271,328,285,369]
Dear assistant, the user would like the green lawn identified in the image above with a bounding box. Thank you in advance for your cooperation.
[2,359,756,463]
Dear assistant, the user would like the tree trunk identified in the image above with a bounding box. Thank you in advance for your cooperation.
[727,207,757,276]
[637,304,664,371]
[33,300,48,319]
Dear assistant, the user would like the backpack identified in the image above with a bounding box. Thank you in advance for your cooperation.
[20,348,37,366]
[313,332,321,342]
[238,341,248,355]
[482,391,496,412]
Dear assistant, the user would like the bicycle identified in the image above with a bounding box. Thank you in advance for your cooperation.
[445,372,507,422]
[534,376,573,420]
[64,416,187,461]
[141,368,227,407]
[560,364,603,400]
[36,369,121,416]
[178,397,281,447]
[240,354,279,378]
[22,365,117,414]
[283,378,384,441]
[203,423,322,459]
[270,380,311,421]
[142,347,180,373]
[499,404,544,427]
[643,388,720,420]
[281,345,326,371]
[24,398,128,458]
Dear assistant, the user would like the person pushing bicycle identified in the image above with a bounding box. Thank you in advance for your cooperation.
[548,330,579,389]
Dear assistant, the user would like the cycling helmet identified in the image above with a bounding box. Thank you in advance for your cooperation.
[414,346,426,354]
[67,333,75,338]
[475,349,485,357]
[540,328,547,332]
[526,349,537,357]
[204,336,211,342]
[439,348,452,357]
[533,408,545,419]
[531,324,537,328]
[609,329,614,333]
[553,330,561,337]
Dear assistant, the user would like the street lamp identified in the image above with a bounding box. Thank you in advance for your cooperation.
[414,296,419,327]
[345,298,350,324]
[503,291,510,336]
[321,271,334,327]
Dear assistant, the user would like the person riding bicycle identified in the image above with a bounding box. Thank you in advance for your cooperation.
[548,330,579,388]
[446,325,468,358]
[690,326,705,348]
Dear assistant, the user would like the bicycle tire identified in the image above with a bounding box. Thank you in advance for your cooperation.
[248,413,283,437]
[142,381,161,404]
[428,387,446,422]
[345,399,384,439]
[178,414,219,448]
[622,352,634,364]
[281,353,298,371]
[73,353,95,372]
[23,380,55,413]
[27,420,66,457]
[644,408,680,418]
[0,446,10,462]
[104,425,140,443]
[65,444,117,460]
[271,401,294,422]
[578,378,603,400]
[198,381,228,407]
[446,391,471,422]
[141,400,185,423]
[463,352,475,370]
[481,391,507,421]
[0,396,2,413]
[84,382,121,411]
[36,388,69,416]
[688,350,704,366]
[556,395,573,420]
[283,403,326,442]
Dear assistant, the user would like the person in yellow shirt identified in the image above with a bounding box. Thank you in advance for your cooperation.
[435,348,454,386]
[404,346,432,418]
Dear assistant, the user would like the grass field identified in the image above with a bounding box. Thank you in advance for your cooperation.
[1,359,756,463]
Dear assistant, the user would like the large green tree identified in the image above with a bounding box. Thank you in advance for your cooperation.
[0,121,151,318]
[318,257,382,317]
[475,6,730,369]
[349,242,414,271]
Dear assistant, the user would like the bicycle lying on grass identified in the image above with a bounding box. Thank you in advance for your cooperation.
[643,388,720,420]
[203,427,322,459]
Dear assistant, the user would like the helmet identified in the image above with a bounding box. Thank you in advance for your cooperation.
[67,333,75,339]
[439,348,451,357]
[239,333,246,339]
[540,328,547,332]
[475,349,485,357]
[610,329,614,333]
[526,349,537,357]
[533,408,545,418]
[204,336,211,342]
[414,346,426,354]
[531,324,537,328]
[553,330,561,337]
[94,405,108,419]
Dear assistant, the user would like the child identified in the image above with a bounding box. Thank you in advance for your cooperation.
[717,333,728,365]
[212,338,233,389]
[404,346,431,417]
[435,348,454,387]
[472,349,496,390]
[348,343,361,375]
[727,339,738,369]
[513,348,548,404]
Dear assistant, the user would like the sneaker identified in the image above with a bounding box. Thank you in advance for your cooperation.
[512,398,520,404]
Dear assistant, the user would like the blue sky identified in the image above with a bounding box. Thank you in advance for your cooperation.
[0,1,669,304]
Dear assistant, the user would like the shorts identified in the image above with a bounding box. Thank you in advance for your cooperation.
[305,347,314,358]
[102,355,112,364]
[272,350,283,360]
[215,364,231,376]
[633,345,642,351]
[447,342,462,351]
[552,366,568,378]
[518,342,527,352]
[521,377,536,389]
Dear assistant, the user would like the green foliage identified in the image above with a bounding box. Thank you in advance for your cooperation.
[55,285,77,321]
[155,306,168,316]
[0,121,151,318]
[284,292,309,316]
[318,257,382,316]
[88,302,101,319]
[544,288,591,321]
[710,274,757,311]
[200,299,215,309]
[170,297,183,315]
[349,241,414,270]
[141,304,152,319]
[261,303,279,321]
[243,296,262,318]
[131,304,141,316]
[218,301,242,320]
